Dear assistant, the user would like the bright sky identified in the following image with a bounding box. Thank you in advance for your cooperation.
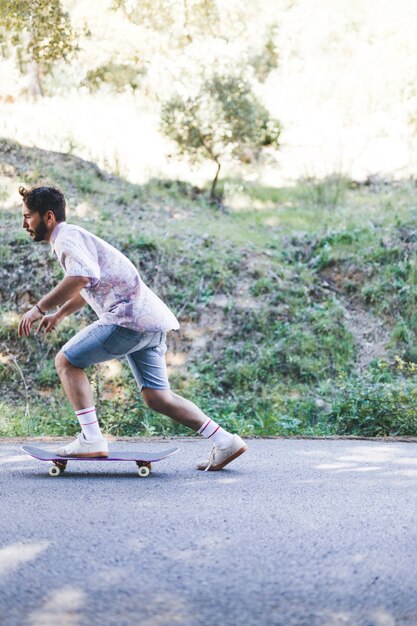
[1,0,417,183]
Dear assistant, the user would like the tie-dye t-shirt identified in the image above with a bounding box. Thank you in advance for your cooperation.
[50,222,179,333]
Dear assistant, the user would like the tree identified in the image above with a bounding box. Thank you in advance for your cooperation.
[0,0,78,96]
[112,0,220,44]
[160,75,281,202]
[250,25,280,83]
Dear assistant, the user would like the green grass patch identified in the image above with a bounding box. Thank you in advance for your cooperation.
[2,138,417,437]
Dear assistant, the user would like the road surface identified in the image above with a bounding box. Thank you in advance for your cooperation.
[1,438,417,626]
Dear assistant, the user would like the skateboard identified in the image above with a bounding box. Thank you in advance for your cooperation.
[22,445,179,478]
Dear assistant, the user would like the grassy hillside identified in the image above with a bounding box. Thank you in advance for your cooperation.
[1,139,417,437]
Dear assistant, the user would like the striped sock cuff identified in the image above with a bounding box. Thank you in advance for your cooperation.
[198,418,221,439]
[75,406,97,425]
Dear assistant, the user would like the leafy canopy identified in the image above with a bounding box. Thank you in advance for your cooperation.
[0,0,77,70]
[160,74,281,199]
[112,0,220,42]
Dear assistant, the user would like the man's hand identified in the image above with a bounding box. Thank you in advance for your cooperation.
[18,306,44,337]
[37,312,63,335]
[17,277,89,339]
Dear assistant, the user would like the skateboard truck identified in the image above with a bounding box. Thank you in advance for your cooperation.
[136,462,151,478]
[50,460,68,477]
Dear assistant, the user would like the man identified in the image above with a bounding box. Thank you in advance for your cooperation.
[18,185,248,470]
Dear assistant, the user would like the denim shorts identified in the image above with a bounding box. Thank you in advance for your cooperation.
[62,322,169,390]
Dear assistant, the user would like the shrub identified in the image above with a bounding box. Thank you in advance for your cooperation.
[160,74,281,201]
[328,373,417,436]
[82,63,145,93]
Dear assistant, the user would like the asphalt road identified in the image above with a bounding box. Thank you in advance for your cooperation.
[1,438,417,626]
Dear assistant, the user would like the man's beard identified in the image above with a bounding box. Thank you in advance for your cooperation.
[33,221,48,242]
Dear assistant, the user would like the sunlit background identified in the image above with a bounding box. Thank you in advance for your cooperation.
[2,0,417,188]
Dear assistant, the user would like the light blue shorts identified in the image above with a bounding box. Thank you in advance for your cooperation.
[62,322,169,390]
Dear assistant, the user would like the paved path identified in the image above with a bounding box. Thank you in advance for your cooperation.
[1,438,417,626]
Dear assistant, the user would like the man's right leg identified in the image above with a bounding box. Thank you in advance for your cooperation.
[141,388,248,471]
[127,334,248,471]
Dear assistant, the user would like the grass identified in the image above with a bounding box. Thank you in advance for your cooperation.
[2,138,417,437]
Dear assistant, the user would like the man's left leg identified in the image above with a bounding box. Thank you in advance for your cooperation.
[51,321,133,457]
[54,351,108,457]
[53,322,162,456]
[55,351,94,409]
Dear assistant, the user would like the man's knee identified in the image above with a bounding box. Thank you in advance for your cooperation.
[142,389,173,412]
[55,350,76,375]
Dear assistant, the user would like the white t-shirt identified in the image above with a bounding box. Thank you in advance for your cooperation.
[50,222,179,333]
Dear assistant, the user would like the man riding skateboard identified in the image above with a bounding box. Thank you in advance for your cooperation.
[17,185,248,471]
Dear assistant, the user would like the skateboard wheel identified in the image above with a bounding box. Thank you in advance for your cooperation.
[48,465,61,477]
[138,466,150,477]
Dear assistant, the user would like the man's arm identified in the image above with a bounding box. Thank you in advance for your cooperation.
[56,292,86,318]
[37,276,90,311]
[35,292,87,335]
[18,276,90,338]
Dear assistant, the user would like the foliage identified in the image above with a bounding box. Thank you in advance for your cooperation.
[160,74,281,200]
[82,63,145,94]
[249,25,280,83]
[0,0,78,78]
[298,175,349,211]
[3,140,417,438]
[327,370,417,437]
[112,0,220,42]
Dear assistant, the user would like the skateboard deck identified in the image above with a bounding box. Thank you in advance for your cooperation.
[22,445,179,478]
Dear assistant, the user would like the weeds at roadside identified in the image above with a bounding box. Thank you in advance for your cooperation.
[2,139,417,436]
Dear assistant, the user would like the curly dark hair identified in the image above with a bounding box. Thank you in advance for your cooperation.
[19,185,66,222]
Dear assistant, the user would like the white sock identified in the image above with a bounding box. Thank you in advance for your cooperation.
[75,406,103,442]
[198,418,234,449]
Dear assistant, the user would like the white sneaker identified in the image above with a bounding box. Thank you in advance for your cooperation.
[55,433,109,458]
[196,435,248,471]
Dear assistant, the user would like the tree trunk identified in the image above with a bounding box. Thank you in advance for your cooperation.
[210,159,221,202]
[182,0,193,42]
[27,62,43,98]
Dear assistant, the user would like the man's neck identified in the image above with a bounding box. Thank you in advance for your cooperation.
[49,221,67,245]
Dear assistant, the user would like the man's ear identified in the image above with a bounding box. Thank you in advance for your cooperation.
[45,210,56,224]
